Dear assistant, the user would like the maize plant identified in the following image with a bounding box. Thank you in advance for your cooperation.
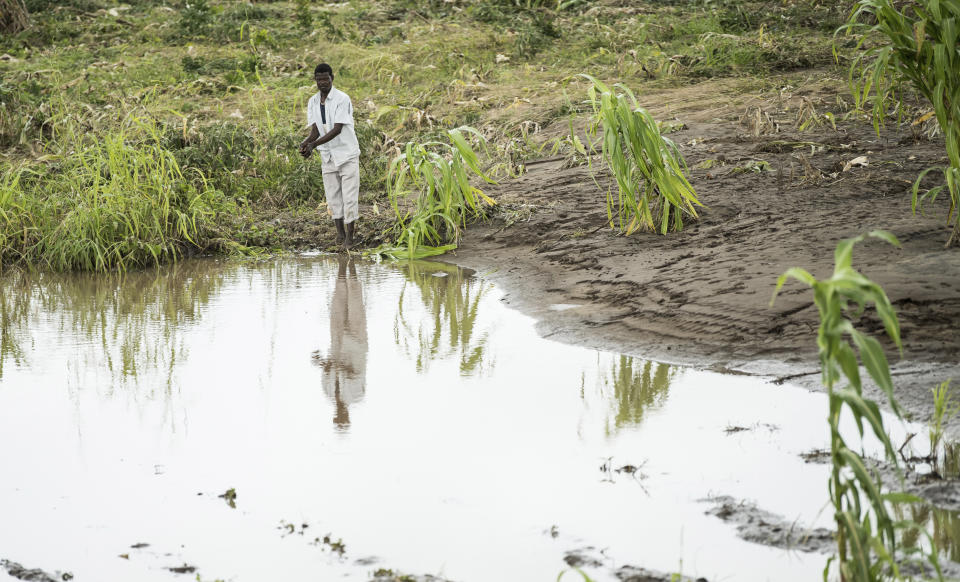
[840,0,960,246]
[581,74,702,235]
[772,231,942,582]
[382,127,496,260]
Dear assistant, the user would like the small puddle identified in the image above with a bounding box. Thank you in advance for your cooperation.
[0,257,952,581]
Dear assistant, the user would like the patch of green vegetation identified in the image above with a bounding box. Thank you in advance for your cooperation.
[0,0,862,270]
[842,0,960,246]
[378,127,494,259]
[1,116,234,272]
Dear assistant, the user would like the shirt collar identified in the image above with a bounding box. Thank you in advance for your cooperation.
[317,87,342,103]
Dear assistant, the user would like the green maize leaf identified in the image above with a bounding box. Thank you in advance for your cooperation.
[838,510,872,578]
[833,234,864,272]
[836,342,862,394]
[838,448,895,529]
[866,229,901,248]
[882,492,924,503]
[581,76,701,235]
[835,389,897,460]
[770,267,817,306]
[848,329,901,416]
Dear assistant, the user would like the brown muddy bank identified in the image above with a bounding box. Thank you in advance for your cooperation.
[438,81,960,434]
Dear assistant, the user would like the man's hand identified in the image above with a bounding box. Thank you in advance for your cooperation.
[299,140,313,158]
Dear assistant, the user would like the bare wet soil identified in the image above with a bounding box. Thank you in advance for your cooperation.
[437,79,960,431]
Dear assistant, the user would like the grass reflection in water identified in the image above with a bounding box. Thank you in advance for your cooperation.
[0,261,227,390]
[392,260,493,376]
[898,502,960,566]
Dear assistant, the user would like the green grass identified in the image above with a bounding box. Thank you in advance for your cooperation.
[0,116,233,271]
[930,379,958,469]
[0,0,872,270]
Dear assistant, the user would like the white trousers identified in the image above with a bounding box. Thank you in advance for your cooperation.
[322,156,360,223]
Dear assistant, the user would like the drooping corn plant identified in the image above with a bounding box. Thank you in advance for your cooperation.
[839,0,960,246]
[581,74,702,235]
[772,231,942,582]
[380,127,496,260]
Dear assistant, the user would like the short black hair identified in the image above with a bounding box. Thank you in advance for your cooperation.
[314,63,334,77]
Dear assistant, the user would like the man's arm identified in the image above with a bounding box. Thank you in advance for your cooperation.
[307,123,344,151]
[299,123,321,157]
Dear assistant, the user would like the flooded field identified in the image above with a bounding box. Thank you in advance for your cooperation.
[0,256,951,582]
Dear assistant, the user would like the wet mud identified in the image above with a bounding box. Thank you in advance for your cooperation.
[442,78,960,436]
[615,566,708,582]
[0,559,69,582]
[703,495,835,554]
[370,570,452,582]
[563,549,709,582]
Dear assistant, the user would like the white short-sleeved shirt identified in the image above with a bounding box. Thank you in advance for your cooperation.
[307,87,361,169]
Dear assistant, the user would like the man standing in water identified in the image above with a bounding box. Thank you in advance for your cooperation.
[299,63,361,250]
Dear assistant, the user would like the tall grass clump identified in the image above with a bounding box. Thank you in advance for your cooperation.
[0,118,233,272]
[381,126,495,260]
[581,75,702,235]
[772,231,942,582]
[840,0,960,246]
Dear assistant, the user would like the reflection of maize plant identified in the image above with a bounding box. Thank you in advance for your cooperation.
[772,231,942,582]
[604,356,675,431]
[840,0,960,246]
[384,127,496,260]
[0,260,226,388]
[581,75,702,235]
[394,261,490,375]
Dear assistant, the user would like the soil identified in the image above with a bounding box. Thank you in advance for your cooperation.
[563,548,708,582]
[703,495,835,554]
[0,559,66,582]
[432,77,960,433]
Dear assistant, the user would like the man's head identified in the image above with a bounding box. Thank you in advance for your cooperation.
[314,63,334,93]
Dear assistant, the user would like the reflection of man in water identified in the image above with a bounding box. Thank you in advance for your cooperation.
[312,256,367,429]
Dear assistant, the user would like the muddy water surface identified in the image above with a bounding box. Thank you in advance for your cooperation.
[0,256,922,581]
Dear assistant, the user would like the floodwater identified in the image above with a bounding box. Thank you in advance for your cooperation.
[0,256,943,582]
